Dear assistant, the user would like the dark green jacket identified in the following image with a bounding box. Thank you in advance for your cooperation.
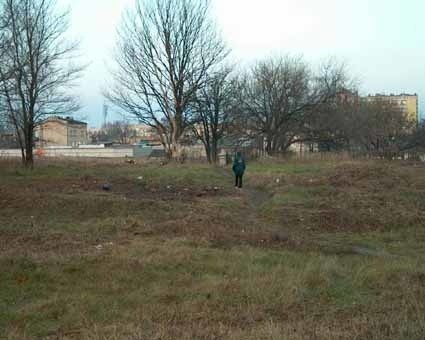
[232,155,246,176]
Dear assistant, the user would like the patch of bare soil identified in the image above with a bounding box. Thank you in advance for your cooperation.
[0,229,89,260]
[0,175,227,209]
[0,174,233,258]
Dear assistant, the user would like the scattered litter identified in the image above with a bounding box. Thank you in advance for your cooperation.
[102,183,112,191]
[137,176,144,181]
[276,178,280,184]
[125,159,136,165]
[95,242,114,250]
[214,187,219,191]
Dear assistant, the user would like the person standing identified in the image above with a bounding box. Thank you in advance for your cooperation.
[232,151,246,189]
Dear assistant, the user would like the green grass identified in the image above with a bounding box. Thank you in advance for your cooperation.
[1,158,425,339]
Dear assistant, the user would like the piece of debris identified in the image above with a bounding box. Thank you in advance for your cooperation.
[214,186,219,191]
[125,159,136,165]
[166,185,173,190]
[196,191,207,197]
[102,183,112,191]
[95,244,103,250]
[137,176,144,181]
[276,178,280,184]
[271,232,289,242]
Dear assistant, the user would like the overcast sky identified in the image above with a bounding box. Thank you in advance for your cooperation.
[59,0,425,127]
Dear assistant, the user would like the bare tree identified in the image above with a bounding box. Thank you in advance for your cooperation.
[348,100,413,157]
[102,121,136,144]
[0,0,82,168]
[107,0,228,160]
[237,56,349,155]
[307,91,415,157]
[303,89,359,151]
[190,67,234,163]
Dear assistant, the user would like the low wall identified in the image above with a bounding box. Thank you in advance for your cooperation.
[0,147,134,158]
[0,149,21,158]
[43,148,134,158]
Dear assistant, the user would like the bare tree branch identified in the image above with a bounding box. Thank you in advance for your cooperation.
[0,0,83,168]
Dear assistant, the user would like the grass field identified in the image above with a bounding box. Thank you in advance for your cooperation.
[1,158,425,339]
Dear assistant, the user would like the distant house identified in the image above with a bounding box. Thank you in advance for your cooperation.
[35,116,88,148]
[128,124,161,145]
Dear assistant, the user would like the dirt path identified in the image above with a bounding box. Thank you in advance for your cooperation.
[217,167,271,210]
[244,186,271,210]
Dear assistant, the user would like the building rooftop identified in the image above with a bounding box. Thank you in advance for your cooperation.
[42,116,87,126]
[367,93,418,98]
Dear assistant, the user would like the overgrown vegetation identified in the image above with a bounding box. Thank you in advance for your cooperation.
[1,159,425,339]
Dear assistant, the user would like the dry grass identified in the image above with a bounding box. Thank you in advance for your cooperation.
[1,158,425,339]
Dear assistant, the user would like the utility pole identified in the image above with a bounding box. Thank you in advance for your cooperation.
[103,104,109,127]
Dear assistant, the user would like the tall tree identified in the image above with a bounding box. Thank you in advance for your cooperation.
[237,56,348,155]
[348,100,413,157]
[107,0,228,159]
[191,67,234,163]
[307,93,415,157]
[0,0,82,168]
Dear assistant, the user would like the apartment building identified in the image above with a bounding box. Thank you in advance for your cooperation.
[35,116,88,147]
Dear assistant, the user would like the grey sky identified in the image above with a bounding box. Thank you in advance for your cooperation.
[60,0,425,127]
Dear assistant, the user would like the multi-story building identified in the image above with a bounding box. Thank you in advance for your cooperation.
[364,93,419,123]
[35,116,88,147]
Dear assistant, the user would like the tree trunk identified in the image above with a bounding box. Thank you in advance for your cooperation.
[170,142,180,160]
[265,137,273,155]
[24,126,34,169]
[170,115,184,161]
[211,140,218,164]
[206,146,212,164]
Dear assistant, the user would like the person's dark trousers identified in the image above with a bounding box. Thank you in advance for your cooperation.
[235,174,243,188]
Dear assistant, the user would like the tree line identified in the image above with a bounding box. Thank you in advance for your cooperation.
[0,0,423,168]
